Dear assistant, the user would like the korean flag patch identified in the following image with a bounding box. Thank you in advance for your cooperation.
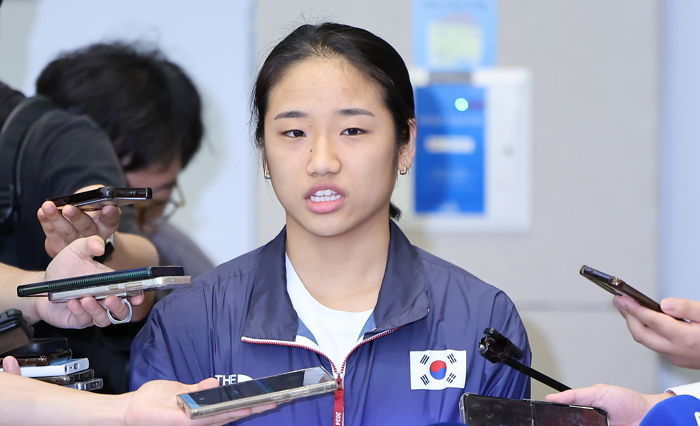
[409,349,467,390]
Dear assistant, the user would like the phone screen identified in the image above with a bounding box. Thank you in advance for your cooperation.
[178,367,337,418]
[461,393,607,426]
[186,367,328,405]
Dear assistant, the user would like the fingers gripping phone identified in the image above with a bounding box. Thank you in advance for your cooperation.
[177,367,338,419]
[580,265,662,312]
[50,186,152,211]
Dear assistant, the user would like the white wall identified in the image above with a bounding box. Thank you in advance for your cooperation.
[0,0,256,266]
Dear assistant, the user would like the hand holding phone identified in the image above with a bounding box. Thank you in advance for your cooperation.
[39,187,150,259]
[581,266,700,368]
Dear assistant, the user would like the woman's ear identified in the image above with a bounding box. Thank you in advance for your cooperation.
[398,119,417,174]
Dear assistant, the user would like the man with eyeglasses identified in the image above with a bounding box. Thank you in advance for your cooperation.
[125,160,213,278]
[21,42,213,394]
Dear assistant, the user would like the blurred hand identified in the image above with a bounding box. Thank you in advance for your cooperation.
[0,356,20,375]
[33,236,144,328]
[124,378,276,425]
[546,384,671,426]
[614,295,700,368]
[38,190,120,258]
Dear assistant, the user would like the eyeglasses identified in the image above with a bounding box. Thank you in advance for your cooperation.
[134,184,185,230]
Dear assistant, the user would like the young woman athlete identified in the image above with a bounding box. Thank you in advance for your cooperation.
[131,22,531,425]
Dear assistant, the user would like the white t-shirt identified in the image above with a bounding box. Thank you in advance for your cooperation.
[286,255,373,372]
[668,382,700,399]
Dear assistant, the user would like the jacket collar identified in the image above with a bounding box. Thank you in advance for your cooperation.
[241,221,430,341]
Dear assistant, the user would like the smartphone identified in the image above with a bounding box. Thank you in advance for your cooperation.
[460,393,608,426]
[580,265,662,312]
[34,368,95,385]
[177,366,338,419]
[17,266,184,297]
[0,309,33,355]
[48,275,191,301]
[50,186,152,211]
[0,348,72,367]
[63,377,104,391]
[6,338,68,358]
[0,357,89,377]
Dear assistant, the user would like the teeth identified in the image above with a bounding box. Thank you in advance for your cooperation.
[310,189,341,202]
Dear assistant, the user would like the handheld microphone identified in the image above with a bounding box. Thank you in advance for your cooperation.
[478,328,570,392]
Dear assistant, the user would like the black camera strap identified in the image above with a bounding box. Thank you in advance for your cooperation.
[0,96,57,231]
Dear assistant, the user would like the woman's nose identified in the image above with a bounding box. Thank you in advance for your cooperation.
[306,135,341,176]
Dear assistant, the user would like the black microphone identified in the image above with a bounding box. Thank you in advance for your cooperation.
[478,328,570,392]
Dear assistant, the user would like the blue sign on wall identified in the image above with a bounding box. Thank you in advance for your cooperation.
[415,84,486,214]
[413,0,498,72]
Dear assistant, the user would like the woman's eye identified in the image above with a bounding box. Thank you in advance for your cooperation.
[283,129,305,138]
[340,128,365,136]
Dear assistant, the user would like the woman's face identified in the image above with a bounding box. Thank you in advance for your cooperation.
[263,57,414,239]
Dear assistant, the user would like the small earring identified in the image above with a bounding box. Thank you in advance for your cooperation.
[399,166,408,175]
[263,166,271,180]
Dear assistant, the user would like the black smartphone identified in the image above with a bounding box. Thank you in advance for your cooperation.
[49,186,152,211]
[0,309,33,355]
[460,393,608,426]
[6,338,68,358]
[177,367,337,419]
[34,368,95,385]
[0,348,71,367]
[580,265,662,312]
[16,265,184,297]
[48,275,191,301]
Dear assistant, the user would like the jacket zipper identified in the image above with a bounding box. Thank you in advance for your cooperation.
[242,327,400,426]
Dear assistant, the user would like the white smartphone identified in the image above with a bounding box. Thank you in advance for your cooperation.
[0,357,89,377]
[48,276,191,301]
[177,366,338,419]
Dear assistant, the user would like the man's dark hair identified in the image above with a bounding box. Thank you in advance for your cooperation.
[36,42,203,172]
[252,23,415,219]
